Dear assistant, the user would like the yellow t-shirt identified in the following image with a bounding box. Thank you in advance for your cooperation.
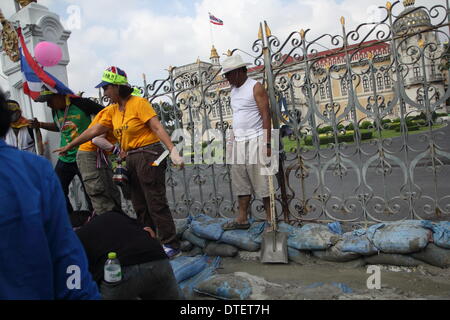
[98,96,159,152]
[79,107,118,152]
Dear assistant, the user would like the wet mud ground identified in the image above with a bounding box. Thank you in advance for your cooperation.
[192,252,450,300]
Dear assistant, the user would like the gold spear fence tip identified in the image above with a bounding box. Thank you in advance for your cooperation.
[226,49,232,56]
[258,25,263,40]
[367,52,374,60]
[340,16,345,26]
[299,29,305,39]
[418,39,425,48]
[386,2,392,11]
[265,22,272,37]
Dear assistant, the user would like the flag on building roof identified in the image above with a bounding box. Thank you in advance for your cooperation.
[17,27,75,101]
[209,13,224,26]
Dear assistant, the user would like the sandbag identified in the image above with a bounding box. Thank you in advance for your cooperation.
[411,243,450,268]
[289,223,341,250]
[170,255,209,283]
[288,247,314,265]
[194,274,253,300]
[328,222,343,235]
[341,230,378,256]
[179,257,221,299]
[364,253,424,267]
[184,246,204,257]
[220,229,260,252]
[204,242,239,257]
[367,221,431,254]
[312,240,360,262]
[305,282,353,294]
[174,218,189,238]
[182,228,208,248]
[191,214,228,241]
[420,221,450,249]
[180,240,194,252]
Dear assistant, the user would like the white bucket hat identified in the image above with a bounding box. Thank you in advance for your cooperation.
[221,54,252,75]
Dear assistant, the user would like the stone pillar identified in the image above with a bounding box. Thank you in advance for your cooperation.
[0,2,71,164]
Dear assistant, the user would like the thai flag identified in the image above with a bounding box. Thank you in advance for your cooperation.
[209,13,224,26]
[17,27,75,100]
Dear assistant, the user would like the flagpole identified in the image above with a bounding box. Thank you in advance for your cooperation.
[26,95,43,155]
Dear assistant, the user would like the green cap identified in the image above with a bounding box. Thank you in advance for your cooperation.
[108,252,117,259]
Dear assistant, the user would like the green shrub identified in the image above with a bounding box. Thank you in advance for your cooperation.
[395,125,419,132]
[345,123,355,130]
[359,121,373,129]
[317,126,333,134]
[360,130,374,140]
[411,119,426,126]
[381,119,392,124]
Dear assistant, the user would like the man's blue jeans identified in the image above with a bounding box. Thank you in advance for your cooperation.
[100,259,183,300]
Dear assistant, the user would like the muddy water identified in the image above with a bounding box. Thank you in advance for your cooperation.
[213,256,450,300]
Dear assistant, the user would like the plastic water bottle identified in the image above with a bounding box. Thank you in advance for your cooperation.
[104,252,122,283]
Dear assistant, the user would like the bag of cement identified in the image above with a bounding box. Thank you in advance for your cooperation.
[170,255,209,283]
[182,228,207,248]
[364,253,424,267]
[251,221,297,245]
[204,242,238,257]
[328,222,343,235]
[179,257,221,299]
[191,214,228,241]
[220,229,260,252]
[420,221,450,249]
[366,221,431,254]
[305,282,353,294]
[288,247,314,265]
[341,230,378,256]
[174,218,190,238]
[184,246,204,257]
[312,240,361,262]
[410,243,450,268]
[194,274,252,300]
[289,223,341,250]
[180,240,194,252]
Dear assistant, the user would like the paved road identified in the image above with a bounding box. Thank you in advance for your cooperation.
[166,123,450,222]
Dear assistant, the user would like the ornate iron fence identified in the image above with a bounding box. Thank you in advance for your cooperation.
[98,1,450,223]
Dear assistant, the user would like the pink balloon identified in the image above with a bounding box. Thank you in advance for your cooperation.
[34,41,63,67]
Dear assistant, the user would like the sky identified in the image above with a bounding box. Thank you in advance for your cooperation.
[0,0,445,97]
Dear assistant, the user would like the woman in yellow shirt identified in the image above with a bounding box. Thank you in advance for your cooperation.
[55,67,183,258]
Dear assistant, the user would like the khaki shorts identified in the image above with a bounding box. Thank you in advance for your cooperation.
[230,136,271,199]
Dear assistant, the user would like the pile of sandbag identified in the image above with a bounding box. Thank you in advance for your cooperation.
[175,214,450,269]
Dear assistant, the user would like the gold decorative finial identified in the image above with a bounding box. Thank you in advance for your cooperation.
[386,2,392,11]
[0,9,20,63]
[258,25,263,40]
[265,22,272,37]
[299,29,305,39]
[418,39,425,48]
[403,0,415,7]
[16,0,37,9]
[226,49,232,57]
[210,45,219,59]
[367,52,374,60]
[196,57,200,64]
[340,16,345,26]
[168,65,174,72]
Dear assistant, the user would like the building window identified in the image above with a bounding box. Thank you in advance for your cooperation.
[413,66,421,79]
[417,95,423,106]
[363,76,370,92]
[212,105,217,118]
[384,73,391,88]
[376,73,384,90]
[320,84,326,99]
[431,61,436,77]
[341,77,348,96]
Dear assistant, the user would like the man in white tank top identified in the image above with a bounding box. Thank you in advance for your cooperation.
[221,54,273,230]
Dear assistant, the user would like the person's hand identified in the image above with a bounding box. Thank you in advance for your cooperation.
[143,227,156,238]
[170,146,184,169]
[28,118,40,129]
[53,145,72,156]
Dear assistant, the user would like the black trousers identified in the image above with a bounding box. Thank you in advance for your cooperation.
[55,159,93,214]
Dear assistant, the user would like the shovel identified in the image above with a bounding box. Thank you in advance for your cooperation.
[260,174,288,264]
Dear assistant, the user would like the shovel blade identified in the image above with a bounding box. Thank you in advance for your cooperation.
[260,231,289,264]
